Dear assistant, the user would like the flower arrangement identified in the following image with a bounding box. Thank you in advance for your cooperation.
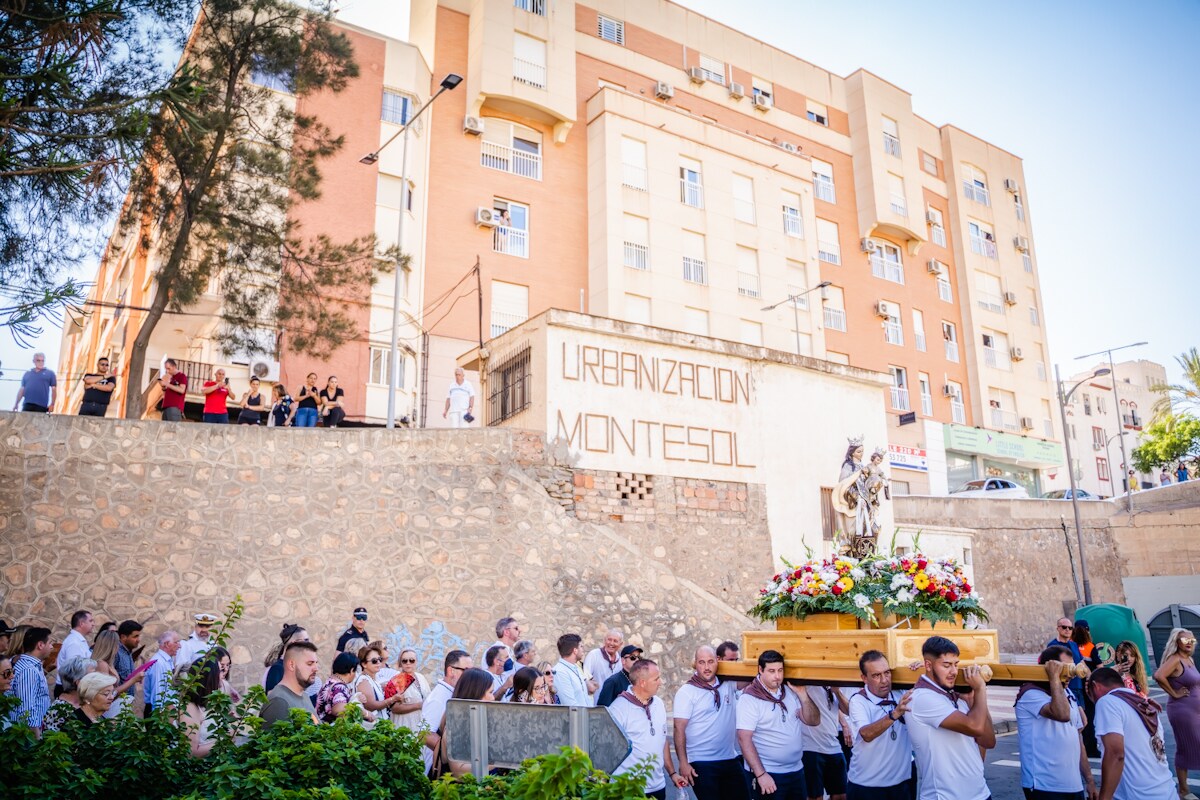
[748,551,988,627]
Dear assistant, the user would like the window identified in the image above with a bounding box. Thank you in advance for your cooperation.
[942,321,959,362]
[882,304,903,346]
[625,294,651,324]
[882,116,901,157]
[682,306,709,336]
[680,157,703,208]
[1096,395,1107,415]
[1022,251,1033,272]
[871,240,905,284]
[1042,400,1054,439]
[968,221,998,258]
[736,246,760,298]
[816,218,840,264]
[369,346,393,386]
[698,54,725,85]
[988,387,1018,430]
[1029,306,1040,326]
[1097,457,1110,482]
[1082,392,1092,416]
[927,206,947,246]
[491,280,529,337]
[681,230,707,284]
[888,173,907,216]
[889,366,910,411]
[492,198,529,258]
[740,319,763,346]
[752,78,773,107]
[621,137,647,190]
[786,260,809,309]
[1036,361,1047,382]
[515,0,546,15]
[1014,192,1025,222]
[623,214,649,270]
[382,90,414,125]
[249,55,293,93]
[782,191,804,237]
[975,272,1003,313]
[948,381,965,423]
[597,14,624,45]
[1092,426,1105,450]
[481,119,542,180]
[922,151,938,176]
[377,175,414,215]
[823,285,846,332]
[732,174,756,223]
[513,33,547,89]
[919,373,933,416]
[812,159,836,203]
[982,330,1011,371]
[937,275,953,303]
[961,163,990,205]
[807,100,828,126]
[912,309,926,352]
[488,345,532,425]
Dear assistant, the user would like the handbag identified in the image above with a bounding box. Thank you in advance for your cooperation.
[429,723,449,780]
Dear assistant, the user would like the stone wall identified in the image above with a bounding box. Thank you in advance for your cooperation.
[0,413,772,696]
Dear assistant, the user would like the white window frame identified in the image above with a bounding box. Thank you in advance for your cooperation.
[888,173,907,217]
[870,240,905,284]
[882,116,901,157]
[515,0,546,16]
[480,118,543,180]
[597,14,624,45]
[927,206,947,246]
[782,197,804,238]
[816,218,840,265]
[969,221,998,258]
[752,78,773,106]
[736,246,760,298]
[731,174,756,223]
[922,152,938,176]
[680,159,704,208]
[889,366,910,411]
[807,100,828,126]
[937,275,953,303]
[698,54,725,85]
[369,345,392,386]
[681,231,707,285]
[382,90,415,125]
[622,214,649,271]
[620,137,647,191]
[812,159,836,203]
[513,33,547,89]
[961,163,990,206]
[492,198,529,258]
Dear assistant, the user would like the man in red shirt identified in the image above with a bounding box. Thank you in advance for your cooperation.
[202,367,233,423]
[159,359,188,421]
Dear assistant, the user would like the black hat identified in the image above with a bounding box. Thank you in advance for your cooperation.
[0,620,14,636]
[353,607,368,619]
[620,644,643,658]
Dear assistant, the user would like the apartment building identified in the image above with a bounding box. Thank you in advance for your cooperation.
[60,0,1061,494]
[1060,359,1167,497]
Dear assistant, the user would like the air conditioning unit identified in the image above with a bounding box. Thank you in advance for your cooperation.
[728,82,744,99]
[925,210,939,225]
[875,301,896,319]
[926,259,945,276]
[1003,290,1018,305]
[860,237,879,253]
[463,116,485,136]
[654,81,674,100]
[1004,178,1019,193]
[779,141,798,154]
[250,358,281,382]
[687,66,706,84]
[1010,346,1025,361]
[752,94,771,110]
[475,207,498,227]
[1013,235,1030,252]
[942,385,957,398]
[1020,416,1034,430]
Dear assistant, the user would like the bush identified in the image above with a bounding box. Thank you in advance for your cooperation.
[430,747,650,800]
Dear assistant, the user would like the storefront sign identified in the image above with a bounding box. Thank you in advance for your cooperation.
[888,444,928,472]
[943,424,1064,466]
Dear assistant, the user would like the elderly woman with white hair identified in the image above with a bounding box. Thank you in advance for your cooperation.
[42,657,97,732]
[75,672,118,725]
[1153,627,1200,799]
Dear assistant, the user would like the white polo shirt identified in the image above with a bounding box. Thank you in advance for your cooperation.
[447,380,475,413]
[56,629,90,684]
[673,679,740,762]
[803,686,844,755]
[1094,689,1175,800]
[1014,686,1084,793]
[907,677,989,800]
[847,689,913,788]
[608,693,668,792]
[420,680,454,774]
[583,648,622,692]
[736,686,805,774]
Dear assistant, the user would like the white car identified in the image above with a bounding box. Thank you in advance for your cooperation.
[950,478,1030,498]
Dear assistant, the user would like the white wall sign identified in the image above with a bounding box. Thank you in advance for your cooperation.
[889,443,929,472]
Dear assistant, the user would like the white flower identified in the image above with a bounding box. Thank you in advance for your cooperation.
[853,593,871,609]
[890,573,912,590]
[820,570,838,585]
[850,568,866,580]
[895,588,914,603]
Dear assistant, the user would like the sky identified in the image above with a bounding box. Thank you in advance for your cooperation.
[3,0,1197,405]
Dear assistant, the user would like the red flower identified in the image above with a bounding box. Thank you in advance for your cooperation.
[831,584,843,596]
[946,591,959,602]
[962,583,972,593]
[925,583,938,594]
[916,558,928,570]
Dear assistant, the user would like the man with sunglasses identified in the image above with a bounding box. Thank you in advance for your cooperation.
[1049,617,1086,704]
[79,357,118,416]
[597,644,643,707]
[337,608,370,653]
[421,650,472,775]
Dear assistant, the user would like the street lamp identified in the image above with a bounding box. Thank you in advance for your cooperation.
[1104,430,1128,499]
[360,72,462,429]
[1056,364,1111,607]
[1076,341,1147,509]
[761,281,832,355]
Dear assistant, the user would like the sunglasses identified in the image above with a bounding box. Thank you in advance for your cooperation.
[1058,625,1073,630]
[366,658,384,665]
[400,658,416,664]
[354,615,368,621]
[1181,638,1196,646]
[543,671,553,676]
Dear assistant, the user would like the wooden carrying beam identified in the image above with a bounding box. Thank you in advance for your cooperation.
[717,659,1075,688]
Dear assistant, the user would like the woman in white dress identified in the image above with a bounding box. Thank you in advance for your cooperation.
[354,643,403,725]
[389,648,431,730]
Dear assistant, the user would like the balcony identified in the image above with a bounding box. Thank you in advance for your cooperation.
[493,226,528,258]
[870,255,904,284]
[737,272,761,298]
[890,197,908,217]
[951,400,966,424]
[823,307,847,332]
[915,333,926,352]
[680,179,704,208]
[1123,413,1143,429]
[983,346,1011,370]
[818,244,841,265]
[514,0,545,14]
[490,311,528,338]
[890,386,910,411]
[937,278,953,303]
[990,408,1019,431]
[783,209,804,237]
[931,226,947,247]
[970,235,998,259]
[883,133,901,157]
[883,321,904,346]
[963,182,991,206]
[622,164,647,191]
[513,57,546,89]
[480,140,542,180]
[682,256,707,285]
[814,176,836,203]
[1044,419,1054,438]
[921,392,933,416]
[623,242,648,271]
[944,339,959,362]
[976,292,1004,314]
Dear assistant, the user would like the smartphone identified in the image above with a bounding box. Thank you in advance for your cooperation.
[224,377,229,385]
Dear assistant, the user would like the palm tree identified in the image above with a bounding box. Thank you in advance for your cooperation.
[1151,347,1200,420]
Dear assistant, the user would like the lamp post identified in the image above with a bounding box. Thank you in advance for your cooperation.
[761,281,832,355]
[1104,430,1128,499]
[360,73,462,429]
[1076,341,1148,509]
[1056,364,1111,607]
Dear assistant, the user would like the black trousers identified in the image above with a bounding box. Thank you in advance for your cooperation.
[693,757,749,800]
[847,779,914,800]
[79,401,108,417]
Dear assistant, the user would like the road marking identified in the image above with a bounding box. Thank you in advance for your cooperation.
[993,759,1021,768]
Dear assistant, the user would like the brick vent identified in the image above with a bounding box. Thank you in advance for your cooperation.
[616,472,653,500]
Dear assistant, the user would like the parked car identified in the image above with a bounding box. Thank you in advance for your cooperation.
[1042,488,1100,500]
[949,478,1030,498]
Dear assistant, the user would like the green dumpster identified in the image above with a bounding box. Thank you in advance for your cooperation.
[1076,603,1148,668]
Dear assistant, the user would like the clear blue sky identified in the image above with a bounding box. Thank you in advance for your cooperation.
[4,0,1196,403]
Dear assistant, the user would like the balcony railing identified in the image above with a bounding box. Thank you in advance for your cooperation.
[783,209,804,237]
[823,307,846,332]
[818,244,840,265]
[680,179,704,208]
[963,182,991,206]
[513,57,547,89]
[944,339,959,362]
[921,392,933,416]
[490,311,528,338]
[883,321,904,346]
[915,333,926,352]
[983,346,1011,370]
[622,164,647,191]
[493,226,528,258]
[977,292,1004,313]
[480,140,542,180]
[990,408,1019,431]
[890,387,910,411]
[682,256,707,285]
[514,0,545,15]
[737,272,761,298]
[970,235,998,258]
[883,133,902,157]
[814,176,836,203]
[623,242,649,270]
[870,255,904,284]
[890,197,908,217]
[1044,419,1054,438]
[931,226,947,247]
[937,278,953,302]
[1123,413,1143,428]
[951,400,966,424]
